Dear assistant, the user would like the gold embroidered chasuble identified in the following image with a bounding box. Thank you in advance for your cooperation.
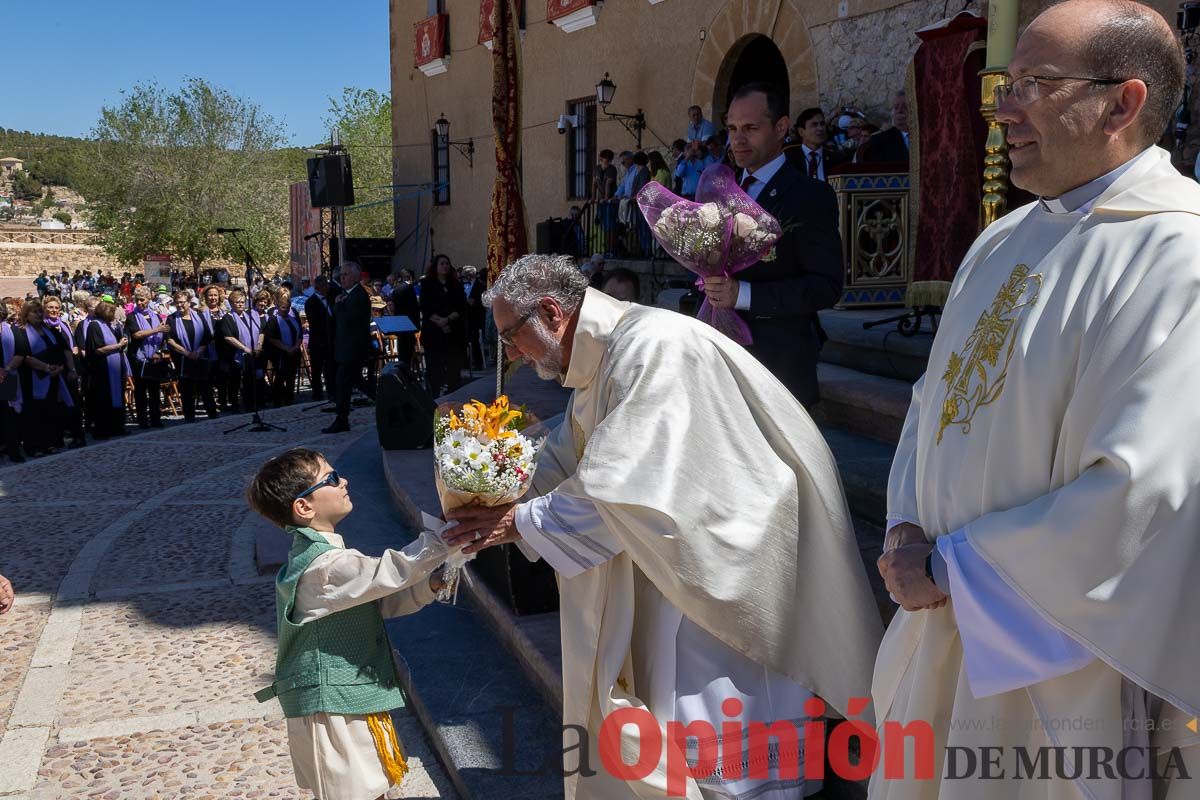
[874,148,1200,800]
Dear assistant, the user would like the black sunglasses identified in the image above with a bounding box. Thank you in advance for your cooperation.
[296,470,341,500]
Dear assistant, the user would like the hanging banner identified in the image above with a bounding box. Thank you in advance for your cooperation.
[414,13,449,67]
[546,0,593,22]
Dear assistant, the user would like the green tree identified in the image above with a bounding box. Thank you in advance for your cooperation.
[11,170,43,201]
[325,88,393,238]
[81,78,290,273]
[53,210,72,225]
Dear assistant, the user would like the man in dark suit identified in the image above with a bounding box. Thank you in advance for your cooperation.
[784,107,849,181]
[461,265,487,370]
[323,261,375,434]
[303,275,336,402]
[859,90,911,165]
[702,82,843,407]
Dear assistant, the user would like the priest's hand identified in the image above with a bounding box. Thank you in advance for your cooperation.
[443,503,521,555]
[883,522,927,553]
[703,276,738,310]
[877,543,947,612]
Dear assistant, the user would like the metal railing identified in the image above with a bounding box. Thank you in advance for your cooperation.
[548,198,658,260]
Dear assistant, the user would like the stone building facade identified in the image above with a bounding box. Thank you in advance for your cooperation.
[388,0,1199,273]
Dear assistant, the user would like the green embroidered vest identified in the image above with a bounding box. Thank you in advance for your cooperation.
[254,526,405,718]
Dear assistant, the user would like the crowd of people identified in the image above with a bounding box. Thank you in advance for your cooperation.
[1,256,505,461]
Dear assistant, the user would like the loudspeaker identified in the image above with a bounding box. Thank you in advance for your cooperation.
[535,217,570,254]
[473,544,560,616]
[307,154,356,208]
[376,363,435,449]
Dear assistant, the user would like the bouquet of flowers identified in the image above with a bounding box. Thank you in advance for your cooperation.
[636,163,782,345]
[429,396,547,602]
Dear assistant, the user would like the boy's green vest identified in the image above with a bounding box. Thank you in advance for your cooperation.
[254,526,405,718]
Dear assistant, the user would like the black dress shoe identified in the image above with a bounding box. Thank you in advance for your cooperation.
[322,418,351,434]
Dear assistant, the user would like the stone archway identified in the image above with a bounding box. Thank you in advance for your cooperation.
[692,0,819,124]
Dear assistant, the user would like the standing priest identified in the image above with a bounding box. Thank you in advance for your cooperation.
[447,254,883,799]
[873,2,1200,798]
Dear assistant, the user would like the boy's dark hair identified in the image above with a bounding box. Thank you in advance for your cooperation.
[246,448,325,527]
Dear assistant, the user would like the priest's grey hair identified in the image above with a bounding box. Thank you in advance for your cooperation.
[484,254,588,315]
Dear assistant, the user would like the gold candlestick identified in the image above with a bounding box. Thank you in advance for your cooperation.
[979,69,1010,229]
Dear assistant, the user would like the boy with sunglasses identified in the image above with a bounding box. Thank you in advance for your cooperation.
[247,447,449,800]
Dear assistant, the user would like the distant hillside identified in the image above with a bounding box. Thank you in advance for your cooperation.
[0,129,94,194]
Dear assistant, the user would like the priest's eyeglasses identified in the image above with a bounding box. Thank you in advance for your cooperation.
[498,312,533,348]
[296,470,342,500]
[995,75,1132,106]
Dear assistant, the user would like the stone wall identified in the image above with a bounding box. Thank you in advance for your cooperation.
[811,0,946,127]
[0,243,124,279]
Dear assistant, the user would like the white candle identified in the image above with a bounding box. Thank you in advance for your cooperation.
[986,0,1019,70]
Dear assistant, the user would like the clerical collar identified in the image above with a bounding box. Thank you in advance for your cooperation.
[563,288,630,390]
[740,152,788,189]
[1040,148,1154,215]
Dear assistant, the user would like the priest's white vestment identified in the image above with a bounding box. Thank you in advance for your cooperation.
[872,148,1200,800]
[514,289,885,799]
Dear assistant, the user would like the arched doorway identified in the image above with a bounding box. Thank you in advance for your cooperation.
[714,34,790,123]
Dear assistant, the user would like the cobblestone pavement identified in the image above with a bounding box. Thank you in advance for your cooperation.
[0,404,458,800]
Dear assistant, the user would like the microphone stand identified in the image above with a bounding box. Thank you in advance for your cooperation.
[221,230,286,434]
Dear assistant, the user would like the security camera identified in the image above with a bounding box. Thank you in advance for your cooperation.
[557,114,578,134]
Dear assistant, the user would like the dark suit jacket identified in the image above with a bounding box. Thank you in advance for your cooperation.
[304,293,335,356]
[391,282,420,328]
[783,143,850,180]
[735,160,843,406]
[463,279,486,330]
[332,283,372,364]
[859,127,910,166]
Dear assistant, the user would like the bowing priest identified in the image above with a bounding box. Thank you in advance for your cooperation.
[447,254,884,800]
[872,2,1200,798]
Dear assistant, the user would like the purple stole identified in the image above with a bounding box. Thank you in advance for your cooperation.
[24,326,74,408]
[232,311,263,377]
[171,312,206,378]
[203,309,223,359]
[94,321,128,408]
[130,308,163,364]
[1,321,21,413]
[46,317,74,350]
[276,310,300,350]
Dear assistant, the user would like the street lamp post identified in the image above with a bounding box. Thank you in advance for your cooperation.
[434,114,475,168]
[595,73,646,149]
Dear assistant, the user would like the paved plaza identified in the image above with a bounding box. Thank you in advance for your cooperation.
[0,403,458,800]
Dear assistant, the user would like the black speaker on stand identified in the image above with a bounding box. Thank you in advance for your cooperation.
[307,154,356,208]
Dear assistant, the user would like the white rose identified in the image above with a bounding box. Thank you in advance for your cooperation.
[732,213,758,239]
[697,203,723,228]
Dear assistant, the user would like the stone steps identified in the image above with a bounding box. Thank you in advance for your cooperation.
[813,362,913,444]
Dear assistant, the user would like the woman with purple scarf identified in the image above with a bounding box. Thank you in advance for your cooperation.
[219,289,266,414]
[11,298,76,456]
[41,295,86,448]
[124,286,170,428]
[166,290,219,423]
[0,304,26,462]
[263,286,301,407]
[83,301,130,439]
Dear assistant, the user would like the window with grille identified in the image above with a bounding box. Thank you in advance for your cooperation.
[431,129,450,206]
[566,98,596,200]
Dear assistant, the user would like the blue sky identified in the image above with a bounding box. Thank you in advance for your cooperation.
[1,1,391,146]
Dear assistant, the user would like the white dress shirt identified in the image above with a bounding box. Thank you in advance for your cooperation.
[732,152,789,312]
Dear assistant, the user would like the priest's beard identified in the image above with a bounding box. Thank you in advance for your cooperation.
[525,317,565,381]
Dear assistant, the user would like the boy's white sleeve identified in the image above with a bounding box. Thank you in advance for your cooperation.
[293,534,447,624]
[378,580,438,618]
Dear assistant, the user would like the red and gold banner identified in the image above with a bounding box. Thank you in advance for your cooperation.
[413,14,448,67]
[487,0,528,286]
[546,0,592,23]
[481,0,523,45]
